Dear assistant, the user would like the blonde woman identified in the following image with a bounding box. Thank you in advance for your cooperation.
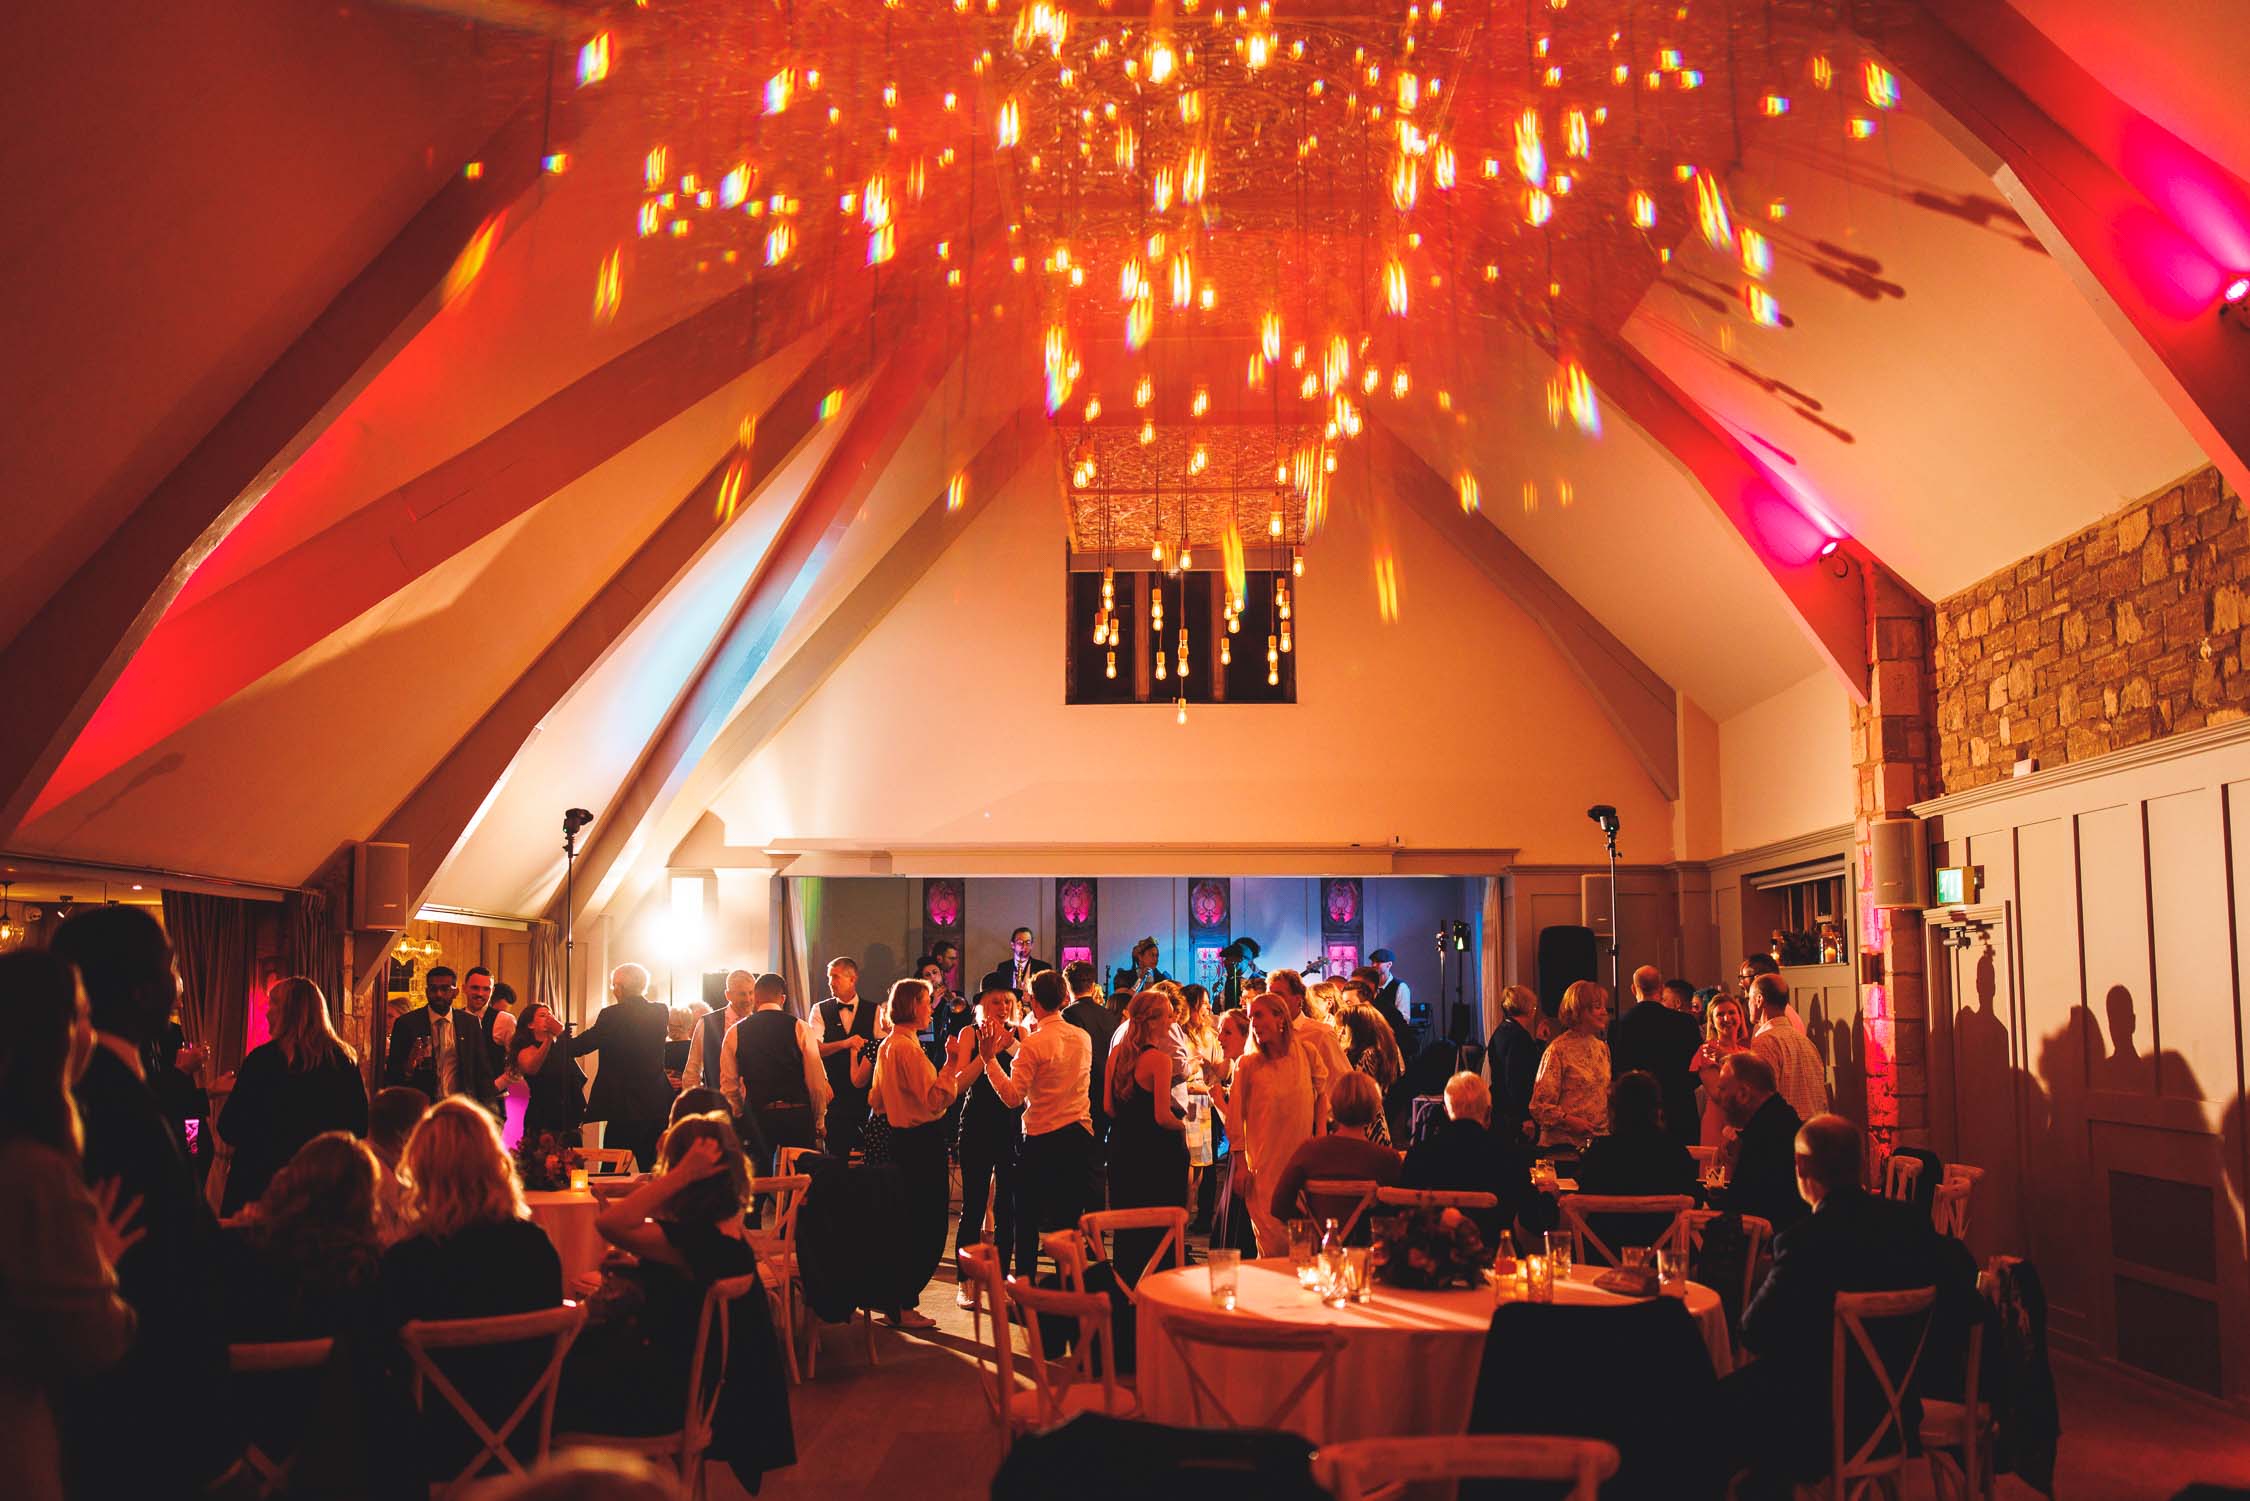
[219,976,369,1215]
[1529,980,1612,1150]
[1694,992,1754,1151]
[1106,990,1190,1280]
[382,1096,561,1323]
[866,977,981,1328]
[1229,991,1330,1254]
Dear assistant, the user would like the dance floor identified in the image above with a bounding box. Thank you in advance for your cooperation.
[696,1235,2250,1501]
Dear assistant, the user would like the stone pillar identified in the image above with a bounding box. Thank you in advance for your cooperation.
[1852,567,1939,1164]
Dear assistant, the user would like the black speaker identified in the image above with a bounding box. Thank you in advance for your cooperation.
[1536,925,1598,1016]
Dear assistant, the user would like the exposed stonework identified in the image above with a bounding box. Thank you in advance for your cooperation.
[1934,466,2247,794]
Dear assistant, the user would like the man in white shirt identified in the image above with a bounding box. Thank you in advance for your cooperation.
[980,969,1093,1278]
[685,969,756,1094]
[721,973,833,1171]
[1749,974,1830,1124]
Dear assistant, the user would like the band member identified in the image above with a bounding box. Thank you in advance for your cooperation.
[981,927,1053,997]
[1111,937,1169,996]
[1369,948,1413,1024]
[1217,938,1264,1011]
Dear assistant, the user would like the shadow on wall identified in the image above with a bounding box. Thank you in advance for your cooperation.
[1948,958,2247,1400]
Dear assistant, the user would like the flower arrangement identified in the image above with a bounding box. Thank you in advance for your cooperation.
[515,1130,581,1192]
[1371,1205,1488,1290]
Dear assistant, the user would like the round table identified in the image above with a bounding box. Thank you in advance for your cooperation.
[523,1189,604,1283]
[1134,1258,1731,1445]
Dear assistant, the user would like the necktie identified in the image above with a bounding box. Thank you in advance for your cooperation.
[433,1014,455,1095]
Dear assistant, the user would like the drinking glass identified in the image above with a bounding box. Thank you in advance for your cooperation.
[1621,1245,1652,1272]
[1290,1219,1319,1289]
[1344,1247,1372,1303]
[1208,1248,1241,1310]
[1544,1230,1574,1284]
[1656,1246,1687,1298]
[1525,1254,1554,1304]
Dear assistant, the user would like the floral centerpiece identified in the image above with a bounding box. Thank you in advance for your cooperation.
[1371,1206,1488,1290]
[515,1130,581,1192]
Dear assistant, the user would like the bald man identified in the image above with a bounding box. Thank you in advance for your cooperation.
[553,962,676,1168]
[683,968,757,1097]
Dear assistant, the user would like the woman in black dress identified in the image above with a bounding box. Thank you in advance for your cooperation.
[954,983,1025,1302]
[557,1112,796,1491]
[510,1003,586,1143]
[218,976,369,1215]
[1104,988,1189,1282]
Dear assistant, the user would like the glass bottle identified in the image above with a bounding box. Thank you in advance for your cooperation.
[1319,1217,1347,1307]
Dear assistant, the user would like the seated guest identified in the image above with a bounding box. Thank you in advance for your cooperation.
[367,1085,429,1244]
[1400,1072,1531,1244]
[0,950,137,1501]
[1708,1053,1806,1234]
[1267,1072,1401,1235]
[1721,1115,1978,1493]
[49,904,238,1498]
[1571,1070,1701,1257]
[1481,984,1546,1143]
[558,1114,762,1433]
[219,975,371,1215]
[383,1097,562,1319]
[221,1131,385,1341]
[383,1097,563,1482]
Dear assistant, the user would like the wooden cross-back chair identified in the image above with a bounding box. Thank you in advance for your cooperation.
[1881,1154,1923,1203]
[1373,1186,1499,1214]
[1674,1209,1774,1332]
[1078,1206,1189,1294]
[556,1273,758,1500]
[228,1337,335,1496]
[1005,1279,1140,1433]
[1813,1287,1938,1501]
[1160,1310,1347,1435]
[1555,1194,1693,1268]
[398,1303,587,1498]
[1318,1435,1622,1501]
[744,1172,812,1383]
[580,1148,638,1178]
[1296,1178,1381,1243]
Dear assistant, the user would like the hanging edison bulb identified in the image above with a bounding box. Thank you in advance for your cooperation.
[1293,550,1305,578]
[1267,634,1281,686]
[1105,649,1117,679]
[1177,626,1189,680]
[1220,636,1233,666]
[1280,619,1293,653]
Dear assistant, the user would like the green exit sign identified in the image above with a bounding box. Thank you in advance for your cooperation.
[1934,866,1978,905]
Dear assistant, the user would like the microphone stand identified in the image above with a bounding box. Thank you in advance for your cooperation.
[562,821,582,1025]
[1600,822,1622,993]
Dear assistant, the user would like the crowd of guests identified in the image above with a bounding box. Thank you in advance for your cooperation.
[0,911,794,1501]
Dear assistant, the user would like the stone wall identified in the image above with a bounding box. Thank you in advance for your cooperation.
[1934,465,2247,794]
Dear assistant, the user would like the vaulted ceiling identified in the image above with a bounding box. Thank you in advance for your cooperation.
[3,0,2244,919]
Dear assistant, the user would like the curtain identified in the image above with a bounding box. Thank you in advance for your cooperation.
[160,889,257,1076]
[529,919,561,1014]
[778,875,813,1020]
[283,889,346,1026]
[1479,876,1505,1043]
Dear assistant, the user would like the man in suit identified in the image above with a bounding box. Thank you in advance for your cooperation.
[1609,969,1705,1147]
[49,905,238,1498]
[1721,1114,1979,1493]
[553,962,675,1168]
[1482,985,1546,1143]
[384,966,500,1112]
[1400,1072,1533,1243]
[1709,1051,1806,1233]
[1059,960,1116,1155]
[460,965,516,1075]
[982,926,1053,998]
[812,956,880,1159]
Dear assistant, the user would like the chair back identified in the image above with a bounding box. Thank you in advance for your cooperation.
[1078,1206,1188,1292]
[581,1148,638,1177]
[228,1339,335,1494]
[1160,1310,1346,1434]
[776,1145,815,1177]
[747,1172,812,1248]
[1318,1435,1621,1501]
[1006,1279,1126,1433]
[398,1303,587,1496]
[958,1244,1020,1438]
[1556,1194,1693,1267]
[1932,1181,1973,1239]
[677,1276,759,1462]
[1373,1185,1499,1214]
[1040,1228,1092,1291]
[1828,1287,1937,1500]
[1675,1209,1773,1322]
[1882,1153,1923,1202]
[1296,1179,1380,1242]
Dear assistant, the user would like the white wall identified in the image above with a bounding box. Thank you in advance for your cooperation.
[1718,669,1856,855]
[711,444,1677,861]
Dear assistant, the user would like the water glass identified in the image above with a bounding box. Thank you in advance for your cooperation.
[1656,1246,1687,1298]
[1208,1248,1241,1310]
[1544,1230,1574,1284]
[1344,1247,1372,1303]
[1289,1219,1320,1288]
[1621,1245,1652,1272]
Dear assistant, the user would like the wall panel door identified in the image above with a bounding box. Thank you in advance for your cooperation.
[2013,817,2097,1348]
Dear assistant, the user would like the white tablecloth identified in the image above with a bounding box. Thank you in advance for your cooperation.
[524,1190,604,1283]
[1134,1258,1730,1445]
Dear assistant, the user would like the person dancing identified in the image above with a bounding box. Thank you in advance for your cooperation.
[865,978,980,1329]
